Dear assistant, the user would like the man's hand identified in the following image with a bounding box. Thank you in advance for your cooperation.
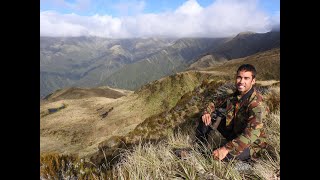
[213,146,229,160]
[202,113,211,126]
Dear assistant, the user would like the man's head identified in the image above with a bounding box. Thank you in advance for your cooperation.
[235,64,256,95]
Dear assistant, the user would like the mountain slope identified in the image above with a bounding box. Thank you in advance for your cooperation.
[43,86,132,102]
[101,38,227,90]
[212,31,280,59]
[205,48,280,80]
[40,48,279,165]
[93,48,279,164]
[40,70,228,162]
[40,37,175,98]
[187,53,228,70]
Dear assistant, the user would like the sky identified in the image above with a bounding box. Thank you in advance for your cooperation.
[40,0,280,38]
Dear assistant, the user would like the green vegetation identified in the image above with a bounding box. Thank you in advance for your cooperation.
[102,38,225,91]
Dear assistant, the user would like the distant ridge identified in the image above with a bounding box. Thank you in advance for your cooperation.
[44,86,132,102]
[211,31,280,59]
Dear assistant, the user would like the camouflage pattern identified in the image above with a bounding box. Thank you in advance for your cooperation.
[204,87,269,157]
[204,102,215,115]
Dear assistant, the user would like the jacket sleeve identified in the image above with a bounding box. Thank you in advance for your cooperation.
[203,102,215,115]
[224,100,266,156]
[203,97,227,115]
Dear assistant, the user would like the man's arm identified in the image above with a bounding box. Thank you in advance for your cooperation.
[223,101,266,156]
[202,97,227,126]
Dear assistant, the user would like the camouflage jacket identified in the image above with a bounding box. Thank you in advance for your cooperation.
[204,87,268,156]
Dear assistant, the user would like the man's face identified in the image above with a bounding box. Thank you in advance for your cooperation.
[235,70,255,95]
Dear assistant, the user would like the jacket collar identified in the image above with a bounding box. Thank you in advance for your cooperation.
[234,87,255,103]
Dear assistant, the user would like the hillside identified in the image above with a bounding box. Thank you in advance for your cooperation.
[205,48,280,80]
[95,49,279,162]
[40,37,175,98]
[100,38,227,90]
[40,70,227,160]
[40,48,280,167]
[212,31,280,59]
[187,53,228,70]
[43,86,132,102]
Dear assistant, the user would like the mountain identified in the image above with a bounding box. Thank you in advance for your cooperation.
[40,48,279,165]
[99,31,279,91]
[211,31,280,59]
[40,31,280,98]
[100,38,227,90]
[40,36,175,98]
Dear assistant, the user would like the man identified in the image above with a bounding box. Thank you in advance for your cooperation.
[196,64,268,161]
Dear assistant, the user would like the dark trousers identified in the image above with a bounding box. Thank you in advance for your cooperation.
[195,117,250,161]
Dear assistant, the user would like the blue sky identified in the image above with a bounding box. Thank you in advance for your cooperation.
[40,0,280,37]
[41,0,217,16]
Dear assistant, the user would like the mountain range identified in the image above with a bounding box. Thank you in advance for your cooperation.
[40,37,175,98]
[40,31,279,98]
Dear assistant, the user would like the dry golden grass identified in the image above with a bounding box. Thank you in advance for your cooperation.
[112,86,280,180]
[40,71,213,161]
[40,152,79,179]
[263,86,280,113]
[40,82,280,180]
[44,86,132,102]
[40,94,154,158]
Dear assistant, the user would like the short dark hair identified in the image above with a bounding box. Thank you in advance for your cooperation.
[237,64,257,79]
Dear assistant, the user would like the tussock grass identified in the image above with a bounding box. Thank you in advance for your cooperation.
[253,109,280,180]
[113,135,243,180]
[263,86,280,113]
[40,83,280,180]
[112,96,280,179]
[40,152,110,180]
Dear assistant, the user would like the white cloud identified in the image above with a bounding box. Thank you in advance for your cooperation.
[175,0,203,15]
[40,0,278,38]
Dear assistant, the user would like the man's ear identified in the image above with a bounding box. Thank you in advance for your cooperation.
[252,78,256,85]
